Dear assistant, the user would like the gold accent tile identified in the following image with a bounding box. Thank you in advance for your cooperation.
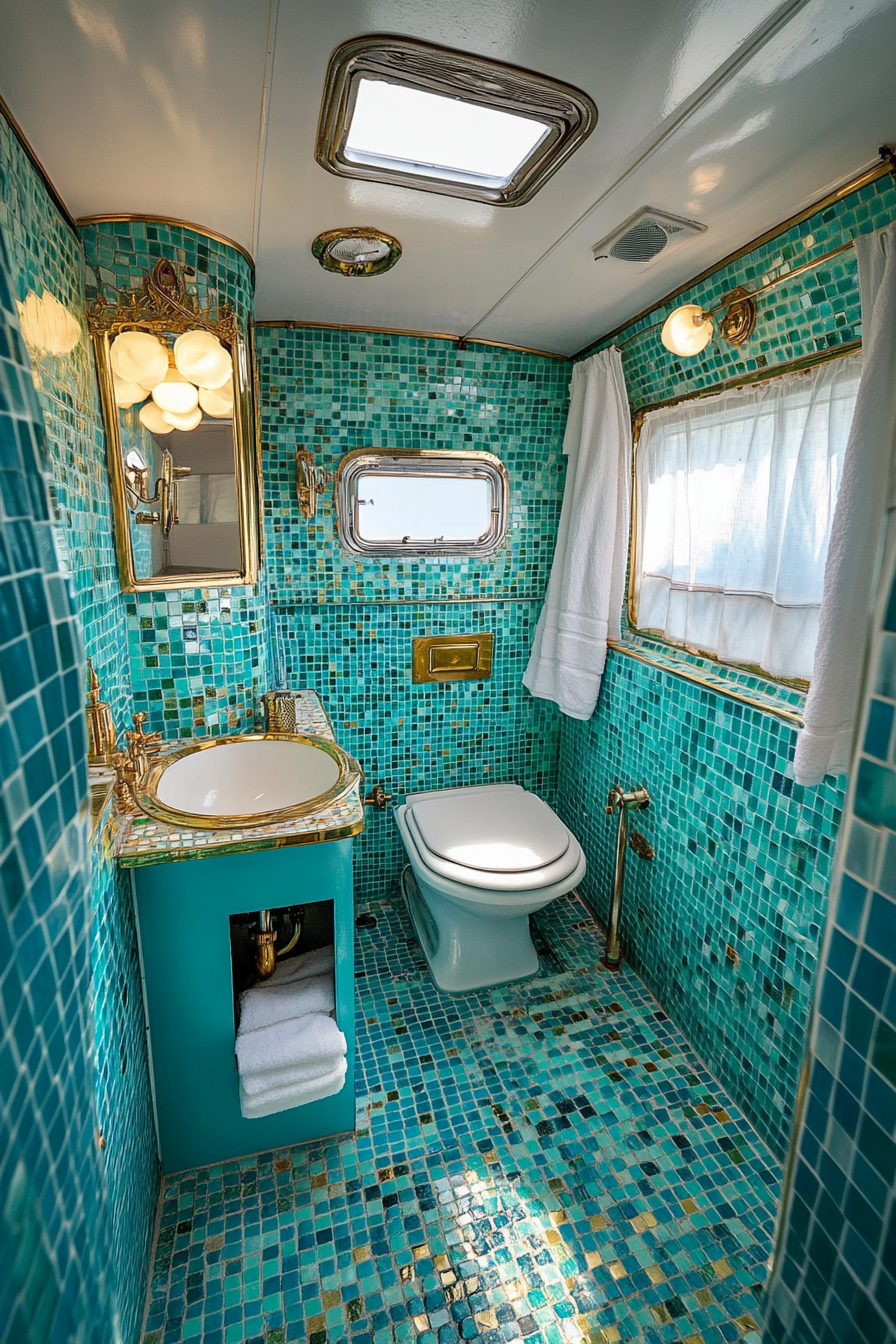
[646,1265,665,1284]
[681,1198,698,1215]
[412,1243,430,1260]
[608,1261,627,1281]
[352,1246,370,1263]
[323,1290,340,1309]
[589,1215,608,1231]
[712,1258,733,1279]
[585,1250,603,1269]
[695,1287,715,1307]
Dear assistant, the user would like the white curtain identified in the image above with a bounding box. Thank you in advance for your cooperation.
[795,223,896,784]
[634,354,862,682]
[523,347,631,721]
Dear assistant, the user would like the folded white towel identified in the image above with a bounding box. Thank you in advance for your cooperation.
[267,943,335,987]
[238,974,334,1035]
[240,1054,346,1096]
[235,1010,345,1076]
[239,1057,347,1119]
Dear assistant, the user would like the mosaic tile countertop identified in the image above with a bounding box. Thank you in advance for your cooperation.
[143,892,780,1344]
[115,691,365,868]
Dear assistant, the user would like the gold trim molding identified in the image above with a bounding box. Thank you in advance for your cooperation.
[77,213,256,274]
[254,318,566,360]
[607,642,805,728]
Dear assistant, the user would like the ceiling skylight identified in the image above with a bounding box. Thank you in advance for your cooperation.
[345,80,550,188]
[316,36,597,207]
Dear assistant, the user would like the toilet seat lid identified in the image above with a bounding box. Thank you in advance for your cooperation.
[407,790,570,874]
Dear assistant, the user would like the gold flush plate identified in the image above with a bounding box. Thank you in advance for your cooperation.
[412,633,494,684]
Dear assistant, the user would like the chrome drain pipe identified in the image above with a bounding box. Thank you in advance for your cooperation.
[602,784,651,972]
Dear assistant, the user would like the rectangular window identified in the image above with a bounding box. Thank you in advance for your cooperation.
[631,352,862,682]
[336,449,508,556]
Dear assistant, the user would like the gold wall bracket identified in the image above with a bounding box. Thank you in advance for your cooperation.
[296,447,334,519]
[412,633,494,683]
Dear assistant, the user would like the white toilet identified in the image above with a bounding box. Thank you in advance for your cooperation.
[394,783,586,993]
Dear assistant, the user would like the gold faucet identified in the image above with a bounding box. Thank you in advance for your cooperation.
[85,659,117,764]
[113,712,163,812]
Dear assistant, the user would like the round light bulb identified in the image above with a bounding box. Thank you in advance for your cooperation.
[198,384,234,418]
[113,375,149,408]
[174,329,233,389]
[161,406,202,431]
[110,331,169,388]
[139,401,174,434]
[660,304,713,357]
[151,368,200,414]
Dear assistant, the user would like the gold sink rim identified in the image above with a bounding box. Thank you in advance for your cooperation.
[136,732,363,830]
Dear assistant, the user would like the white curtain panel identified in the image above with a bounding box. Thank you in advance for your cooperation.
[634,353,862,682]
[795,223,896,784]
[523,347,631,721]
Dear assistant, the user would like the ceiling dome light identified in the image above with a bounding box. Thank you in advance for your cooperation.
[660,304,713,357]
[162,406,203,431]
[152,368,200,414]
[199,385,234,418]
[313,227,402,277]
[113,375,150,408]
[139,401,174,435]
[111,330,169,388]
[173,330,233,389]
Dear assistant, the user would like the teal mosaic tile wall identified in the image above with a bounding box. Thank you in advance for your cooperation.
[0,107,132,732]
[80,218,269,737]
[0,229,119,1342]
[0,114,159,1342]
[764,517,896,1343]
[257,326,569,900]
[561,175,896,1161]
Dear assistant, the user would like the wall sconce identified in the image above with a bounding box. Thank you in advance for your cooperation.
[296,447,334,519]
[16,289,81,354]
[660,286,756,356]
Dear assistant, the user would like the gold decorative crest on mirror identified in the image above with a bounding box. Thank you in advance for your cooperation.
[88,259,259,591]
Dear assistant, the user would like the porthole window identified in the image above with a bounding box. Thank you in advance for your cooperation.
[336,449,508,557]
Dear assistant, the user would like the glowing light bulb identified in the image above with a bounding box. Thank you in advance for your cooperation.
[198,384,234,417]
[174,329,233,389]
[139,401,174,435]
[660,304,713,357]
[151,368,200,414]
[16,290,81,354]
[113,375,149,408]
[110,330,169,388]
[161,406,202,431]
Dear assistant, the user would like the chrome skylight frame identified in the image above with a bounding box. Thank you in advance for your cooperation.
[316,35,597,208]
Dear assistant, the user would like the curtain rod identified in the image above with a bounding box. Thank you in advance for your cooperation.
[616,238,856,352]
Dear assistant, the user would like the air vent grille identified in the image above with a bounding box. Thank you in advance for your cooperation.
[593,208,706,271]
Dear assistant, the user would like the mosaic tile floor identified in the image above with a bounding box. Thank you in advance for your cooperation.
[142,892,781,1344]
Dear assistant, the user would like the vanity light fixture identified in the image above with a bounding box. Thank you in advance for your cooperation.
[618,239,856,360]
[312,226,402,278]
[316,35,597,207]
[94,259,236,431]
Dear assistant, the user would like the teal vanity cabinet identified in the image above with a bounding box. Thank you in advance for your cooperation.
[132,838,356,1173]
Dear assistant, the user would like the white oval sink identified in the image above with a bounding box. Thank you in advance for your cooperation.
[137,734,358,829]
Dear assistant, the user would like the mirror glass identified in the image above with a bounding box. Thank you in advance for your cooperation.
[118,371,242,580]
[89,259,259,592]
[336,449,508,556]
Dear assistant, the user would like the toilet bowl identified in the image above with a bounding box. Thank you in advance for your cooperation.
[394,784,585,993]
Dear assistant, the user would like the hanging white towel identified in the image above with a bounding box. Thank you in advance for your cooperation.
[235,1010,346,1077]
[266,943,335,987]
[795,224,896,784]
[239,1057,347,1119]
[523,347,631,720]
[238,973,335,1034]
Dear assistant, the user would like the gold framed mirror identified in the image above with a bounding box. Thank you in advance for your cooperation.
[88,259,259,591]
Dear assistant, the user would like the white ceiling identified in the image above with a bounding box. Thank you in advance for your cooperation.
[1,0,895,355]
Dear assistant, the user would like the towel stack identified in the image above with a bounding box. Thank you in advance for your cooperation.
[235,944,347,1119]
